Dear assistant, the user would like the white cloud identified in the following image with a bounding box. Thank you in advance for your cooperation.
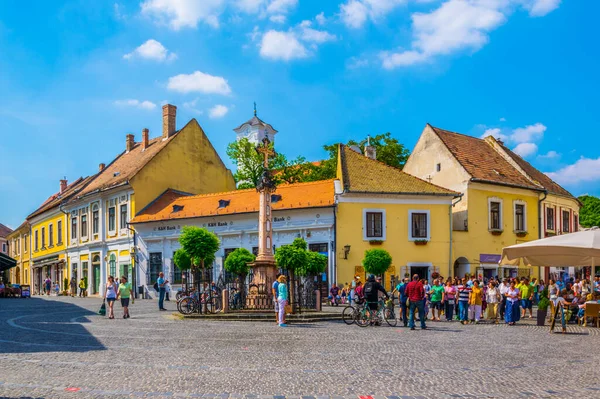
[114,99,157,110]
[546,157,600,185]
[269,14,286,23]
[347,56,370,69]
[480,128,509,142]
[381,50,428,69]
[538,150,560,160]
[266,0,297,14]
[114,3,127,20]
[167,71,232,95]
[316,11,326,25]
[340,0,405,29]
[141,0,224,30]
[521,0,561,17]
[511,122,546,143]
[209,104,229,119]
[259,30,308,61]
[235,0,265,14]
[512,142,538,158]
[499,117,506,122]
[123,39,176,62]
[301,27,336,43]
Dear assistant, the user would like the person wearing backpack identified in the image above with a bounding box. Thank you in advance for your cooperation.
[364,275,389,321]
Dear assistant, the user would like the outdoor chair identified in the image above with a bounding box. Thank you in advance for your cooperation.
[580,303,600,327]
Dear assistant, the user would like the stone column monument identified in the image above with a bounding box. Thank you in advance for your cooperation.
[247,137,277,309]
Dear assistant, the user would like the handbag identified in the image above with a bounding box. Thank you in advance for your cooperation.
[153,282,159,291]
[284,304,292,314]
[98,300,106,316]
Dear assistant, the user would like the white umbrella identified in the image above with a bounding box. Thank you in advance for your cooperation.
[502,227,600,268]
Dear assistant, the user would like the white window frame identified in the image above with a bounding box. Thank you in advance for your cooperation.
[119,203,129,234]
[108,206,116,234]
[488,197,503,231]
[363,208,386,241]
[92,203,100,236]
[408,210,431,241]
[513,200,527,232]
[80,208,88,240]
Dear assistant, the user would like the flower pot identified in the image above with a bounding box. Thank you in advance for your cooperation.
[515,231,528,238]
[369,240,383,246]
[490,230,503,236]
[414,241,428,246]
[537,309,547,326]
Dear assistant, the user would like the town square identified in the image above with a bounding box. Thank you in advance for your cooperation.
[1,1,600,398]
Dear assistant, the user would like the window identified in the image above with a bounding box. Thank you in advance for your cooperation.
[365,212,383,238]
[223,248,237,259]
[171,251,183,284]
[71,217,77,240]
[34,230,38,251]
[489,201,501,230]
[120,204,128,230]
[109,254,116,277]
[49,224,54,247]
[309,243,328,253]
[546,207,555,230]
[2,243,5,253]
[411,212,429,239]
[108,207,116,232]
[515,204,525,231]
[149,252,162,284]
[41,227,46,248]
[81,214,88,237]
[574,215,579,232]
[24,235,27,253]
[92,205,99,235]
[252,247,259,256]
[57,220,62,244]
[562,210,570,233]
[436,163,441,172]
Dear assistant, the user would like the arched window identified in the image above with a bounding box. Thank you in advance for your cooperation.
[109,254,116,277]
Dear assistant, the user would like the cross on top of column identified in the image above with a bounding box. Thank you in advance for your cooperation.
[256,137,275,168]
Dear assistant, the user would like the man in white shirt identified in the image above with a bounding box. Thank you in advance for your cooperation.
[499,278,510,319]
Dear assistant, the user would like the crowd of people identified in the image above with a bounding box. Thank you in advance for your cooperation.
[332,274,600,328]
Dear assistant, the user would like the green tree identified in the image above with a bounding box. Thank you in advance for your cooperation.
[579,195,600,228]
[362,249,392,276]
[274,242,308,274]
[224,248,255,277]
[173,248,192,271]
[302,251,328,277]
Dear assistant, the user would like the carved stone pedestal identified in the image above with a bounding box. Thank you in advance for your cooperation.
[246,260,277,310]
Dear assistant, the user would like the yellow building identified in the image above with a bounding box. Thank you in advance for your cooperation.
[28,177,94,294]
[6,222,30,285]
[335,144,459,289]
[64,104,236,295]
[404,124,580,280]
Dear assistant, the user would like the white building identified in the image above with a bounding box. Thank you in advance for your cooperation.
[131,180,336,293]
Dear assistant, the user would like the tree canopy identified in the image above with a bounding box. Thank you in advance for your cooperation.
[274,241,308,274]
[226,132,409,189]
[173,248,192,271]
[579,195,600,228]
[362,249,392,276]
[178,226,220,269]
[224,248,255,276]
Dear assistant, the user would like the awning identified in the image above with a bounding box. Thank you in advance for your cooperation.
[0,252,17,272]
[31,255,64,269]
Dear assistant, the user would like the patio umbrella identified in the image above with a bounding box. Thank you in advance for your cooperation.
[502,227,600,268]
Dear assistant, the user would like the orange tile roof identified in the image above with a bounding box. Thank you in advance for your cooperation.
[75,131,178,198]
[0,223,13,238]
[131,179,335,223]
[430,125,543,191]
[340,144,458,196]
[27,176,95,219]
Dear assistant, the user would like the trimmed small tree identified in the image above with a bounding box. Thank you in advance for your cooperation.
[173,248,192,291]
[362,249,392,277]
[275,239,310,312]
[301,251,328,277]
[224,248,255,277]
[178,226,220,304]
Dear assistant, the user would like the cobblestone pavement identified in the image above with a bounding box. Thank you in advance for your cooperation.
[1,296,599,399]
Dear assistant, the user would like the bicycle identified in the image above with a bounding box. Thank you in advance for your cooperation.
[356,298,397,327]
[177,290,222,315]
[342,300,367,325]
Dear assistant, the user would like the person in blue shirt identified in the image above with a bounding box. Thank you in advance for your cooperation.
[272,273,281,325]
[157,272,168,311]
[277,275,289,327]
[393,277,409,327]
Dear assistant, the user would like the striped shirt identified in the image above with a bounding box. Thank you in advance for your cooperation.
[457,284,471,302]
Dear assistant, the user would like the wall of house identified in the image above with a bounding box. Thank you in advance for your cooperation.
[452,183,541,279]
[335,195,453,290]
[542,195,581,237]
[7,226,29,284]
[131,120,236,212]
[31,211,68,261]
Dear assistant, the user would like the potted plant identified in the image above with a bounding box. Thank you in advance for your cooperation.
[368,239,384,245]
[489,229,503,236]
[537,291,550,326]
[63,277,69,296]
[515,230,528,238]
[414,239,428,246]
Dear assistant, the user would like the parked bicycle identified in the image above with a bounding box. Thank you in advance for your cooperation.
[356,298,397,327]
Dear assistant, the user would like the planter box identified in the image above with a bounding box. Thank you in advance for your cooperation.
[414,241,428,246]
[537,309,547,326]
[369,240,384,246]
[515,231,528,238]
[490,230,504,236]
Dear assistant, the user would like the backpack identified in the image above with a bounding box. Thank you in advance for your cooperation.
[364,282,374,295]
[153,282,159,291]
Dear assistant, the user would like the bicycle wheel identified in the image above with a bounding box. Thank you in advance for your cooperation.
[356,309,371,327]
[206,296,222,314]
[178,297,196,315]
[384,308,398,327]
[342,306,357,325]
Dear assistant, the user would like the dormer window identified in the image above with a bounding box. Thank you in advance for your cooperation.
[271,194,282,203]
[172,205,184,213]
[218,200,230,209]
[113,172,120,177]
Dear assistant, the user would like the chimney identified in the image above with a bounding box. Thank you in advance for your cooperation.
[162,104,177,139]
[364,135,377,160]
[99,163,106,172]
[142,128,149,150]
[126,134,135,153]
[59,178,68,194]
[497,138,504,146]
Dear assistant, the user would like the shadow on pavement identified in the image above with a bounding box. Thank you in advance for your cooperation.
[0,297,106,354]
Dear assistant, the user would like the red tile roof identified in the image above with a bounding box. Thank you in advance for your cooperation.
[0,223,13,238]
[27,176,95,219]
[131,180,335,223]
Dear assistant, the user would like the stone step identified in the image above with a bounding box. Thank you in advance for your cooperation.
[177,312,343,322]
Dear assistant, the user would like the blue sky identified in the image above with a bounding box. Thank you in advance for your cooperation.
[1,0,598,229]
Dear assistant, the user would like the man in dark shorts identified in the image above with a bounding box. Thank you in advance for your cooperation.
[116,276,133,319]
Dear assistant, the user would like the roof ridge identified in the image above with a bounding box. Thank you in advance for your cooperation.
[343,143,454,194]
[429,124,483,141]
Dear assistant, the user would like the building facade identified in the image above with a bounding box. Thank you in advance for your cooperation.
[6,222,29,285]
[131,180,336,294]
[335,144,459,290]
[404,124,580,280]
[64,104,236,296]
